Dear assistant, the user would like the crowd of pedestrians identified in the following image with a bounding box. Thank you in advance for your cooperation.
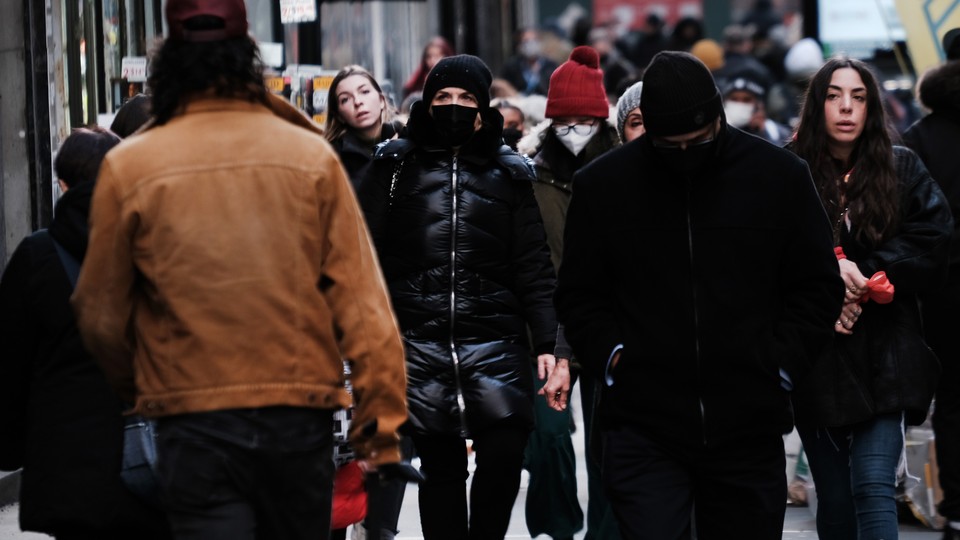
[1,0,960,539]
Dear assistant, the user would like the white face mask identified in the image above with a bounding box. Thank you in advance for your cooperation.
[520,39,542,59]
[724,100,755,128]
[554,124,598,155]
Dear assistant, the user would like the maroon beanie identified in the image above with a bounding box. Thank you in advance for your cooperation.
[166,0,248,42]
[545,46,609,119]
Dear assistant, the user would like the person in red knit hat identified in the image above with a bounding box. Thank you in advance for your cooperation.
[518,45,622,540]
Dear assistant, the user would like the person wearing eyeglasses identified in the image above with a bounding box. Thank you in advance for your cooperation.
[517,45,620,540]
[555,51,844,538]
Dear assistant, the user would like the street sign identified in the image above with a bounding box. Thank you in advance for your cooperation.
[280,0,317,23]
[120,56,147,83]
[896,0,960,74]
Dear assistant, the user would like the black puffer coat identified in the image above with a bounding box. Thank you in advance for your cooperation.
[359,102,556,437]
[0,182,168,537]
[793,146,953,427]
[330,121,400,188]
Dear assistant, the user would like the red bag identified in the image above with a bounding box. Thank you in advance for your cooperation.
[331,461,367,530]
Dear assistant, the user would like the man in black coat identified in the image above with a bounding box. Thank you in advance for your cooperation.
[554,51,844,539]
[904,41,960,538]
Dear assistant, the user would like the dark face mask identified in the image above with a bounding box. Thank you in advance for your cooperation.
[653,135,717,176]
[432,104,479,147]
[502,127,523,150]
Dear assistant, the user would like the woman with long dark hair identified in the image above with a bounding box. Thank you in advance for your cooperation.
[790,57,952,539]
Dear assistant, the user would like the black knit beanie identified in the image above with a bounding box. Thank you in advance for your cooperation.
[641,51,722,136]
[422,54,493,110]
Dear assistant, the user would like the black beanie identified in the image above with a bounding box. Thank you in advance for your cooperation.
[641,51,722,136]
[422,54,493,109]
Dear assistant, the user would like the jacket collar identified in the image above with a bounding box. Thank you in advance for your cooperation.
[405,101,505,165]
[170,94,325,137]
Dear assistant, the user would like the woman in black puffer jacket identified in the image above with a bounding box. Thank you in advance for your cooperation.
[359,55,557,540]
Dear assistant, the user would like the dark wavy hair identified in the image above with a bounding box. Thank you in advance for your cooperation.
[54,127,122,187]
[147,16,267,125]
[793,57,899,246]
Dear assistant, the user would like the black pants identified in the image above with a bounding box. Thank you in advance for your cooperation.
[601,425,786,540]
[155,407,335,540]
[411,426,529,540]
[924,293,960,521]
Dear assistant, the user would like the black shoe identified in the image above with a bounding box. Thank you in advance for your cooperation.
[944,526,960,540]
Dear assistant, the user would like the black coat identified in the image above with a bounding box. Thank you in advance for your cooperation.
[555,124,844,449]
[330,122,400,189]
[793,147,953,427]
[904,61,960,293]
[0,182,167,536]
[359,102,557,437]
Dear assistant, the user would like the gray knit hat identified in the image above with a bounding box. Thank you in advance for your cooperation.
[616,81,643,142]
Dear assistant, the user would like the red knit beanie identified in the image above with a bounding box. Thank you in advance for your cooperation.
[545,46,609,119]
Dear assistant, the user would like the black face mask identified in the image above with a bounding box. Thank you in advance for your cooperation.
[432,104,479,147]
[502,127,523,150]
[653,136,717,176]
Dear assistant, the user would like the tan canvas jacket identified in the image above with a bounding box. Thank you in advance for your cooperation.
[73,96,406,464]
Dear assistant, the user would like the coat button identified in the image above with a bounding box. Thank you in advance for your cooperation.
[307,393,317,403]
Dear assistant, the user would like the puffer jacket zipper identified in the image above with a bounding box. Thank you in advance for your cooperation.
[448,156,469,437]
[686,177,707,446]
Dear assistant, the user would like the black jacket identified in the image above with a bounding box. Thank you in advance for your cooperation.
[359,102,557,437]
[331,122,400,189]
[793,147,953,427]
[0,182,167,536]
[555,124,844,449]
[904,61,960,293]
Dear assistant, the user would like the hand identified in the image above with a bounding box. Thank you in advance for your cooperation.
[835,301,863,335]
[835,258,868,335]
[611,350,621,370]
[537,353,556,380]
[538,357,571,411]
[537,358,570,411]
[838,258,868,304]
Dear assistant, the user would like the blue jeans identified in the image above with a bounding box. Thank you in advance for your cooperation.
[798,413,904,540]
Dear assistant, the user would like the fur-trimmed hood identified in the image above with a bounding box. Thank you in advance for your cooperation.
[919,60,960,114]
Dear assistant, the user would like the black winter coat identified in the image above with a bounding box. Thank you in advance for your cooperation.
[330,122,400,189]
[793,147,953,427]
[904,61,960,295]
[0,182,167,536]
[555,124,844,449]
[359,102,557,437]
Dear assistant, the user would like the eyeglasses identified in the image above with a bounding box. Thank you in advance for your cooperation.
[553,120,598,136]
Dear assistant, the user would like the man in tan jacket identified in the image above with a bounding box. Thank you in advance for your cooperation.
[72,0,406,538]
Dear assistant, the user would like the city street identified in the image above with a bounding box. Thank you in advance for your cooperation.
[0,389,945,539]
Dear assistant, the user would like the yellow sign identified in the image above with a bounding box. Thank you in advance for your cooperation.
[895,0,960,75]
[312,75,336,126]
[265,76,285,94]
